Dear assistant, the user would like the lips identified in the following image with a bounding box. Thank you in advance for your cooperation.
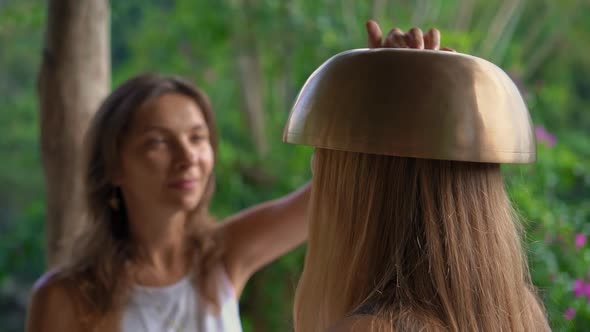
[168,179,199,189]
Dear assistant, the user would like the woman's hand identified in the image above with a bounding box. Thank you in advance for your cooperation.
[365,19,455,51]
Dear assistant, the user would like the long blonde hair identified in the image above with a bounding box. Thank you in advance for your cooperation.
[294,149,549,332]
[52,74,224,328]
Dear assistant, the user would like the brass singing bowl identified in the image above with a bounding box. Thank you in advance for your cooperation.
[283,48,536,164]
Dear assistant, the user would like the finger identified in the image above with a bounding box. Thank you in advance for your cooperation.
[366,20,383,48]
[424,28,440,50]
[383,29,395,47]
[406,27,424,49]
[423,32,432,50]
[441,47,456,52]
[385,28,407,48]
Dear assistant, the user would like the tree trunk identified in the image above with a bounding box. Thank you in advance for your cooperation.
[234,0,268,158]
[277,1,295,114]
[38,0,110,267]
[236,53,267,157]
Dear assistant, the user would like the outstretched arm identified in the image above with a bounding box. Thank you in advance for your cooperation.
[219,183,310,297]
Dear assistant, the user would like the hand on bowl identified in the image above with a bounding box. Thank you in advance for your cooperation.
[365,20,455,52]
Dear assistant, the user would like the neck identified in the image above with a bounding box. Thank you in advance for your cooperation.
[125,204,193,284]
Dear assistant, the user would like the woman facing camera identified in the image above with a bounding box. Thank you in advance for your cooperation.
[26,74,310,331]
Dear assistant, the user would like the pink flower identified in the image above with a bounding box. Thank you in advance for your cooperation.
[564,308,576,320]
[575,233,587,249]
[573,279,585,298]
[535,125,557,147]
[585,283,590,302]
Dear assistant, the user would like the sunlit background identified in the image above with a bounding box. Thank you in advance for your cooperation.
[1,0,589,331]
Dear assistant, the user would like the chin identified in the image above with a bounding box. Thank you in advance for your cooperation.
[169,193,204,211]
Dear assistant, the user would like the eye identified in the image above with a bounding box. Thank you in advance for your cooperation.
[190,133,208,144]
[146,136,167,148]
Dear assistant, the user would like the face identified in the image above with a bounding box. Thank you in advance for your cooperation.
[114,93,214,212]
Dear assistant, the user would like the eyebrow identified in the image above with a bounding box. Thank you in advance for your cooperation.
[138,124,208,134]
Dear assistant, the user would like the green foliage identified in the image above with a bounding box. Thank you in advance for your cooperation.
[504,131,590,330]
[1,0,589,331]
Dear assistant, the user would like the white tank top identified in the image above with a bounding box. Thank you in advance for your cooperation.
[121,266,243,332]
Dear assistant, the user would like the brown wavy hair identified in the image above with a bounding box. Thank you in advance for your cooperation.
[294,149,550,332]
[54,73,223,328]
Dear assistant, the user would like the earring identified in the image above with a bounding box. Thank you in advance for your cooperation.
[109,188,120,210]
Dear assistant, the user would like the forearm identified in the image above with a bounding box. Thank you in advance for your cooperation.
[226,182,310,262]
[269,181,311,248]
[221,182,311,294]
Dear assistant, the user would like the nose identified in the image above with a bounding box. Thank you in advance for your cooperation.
[175,141,198,169]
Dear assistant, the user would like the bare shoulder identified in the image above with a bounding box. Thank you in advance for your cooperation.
[30,269,73,307]
[26,270,82,332]
[325,315,395,332]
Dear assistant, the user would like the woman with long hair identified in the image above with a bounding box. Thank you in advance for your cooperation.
[25,74,311,331]
[289,21,550,331]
